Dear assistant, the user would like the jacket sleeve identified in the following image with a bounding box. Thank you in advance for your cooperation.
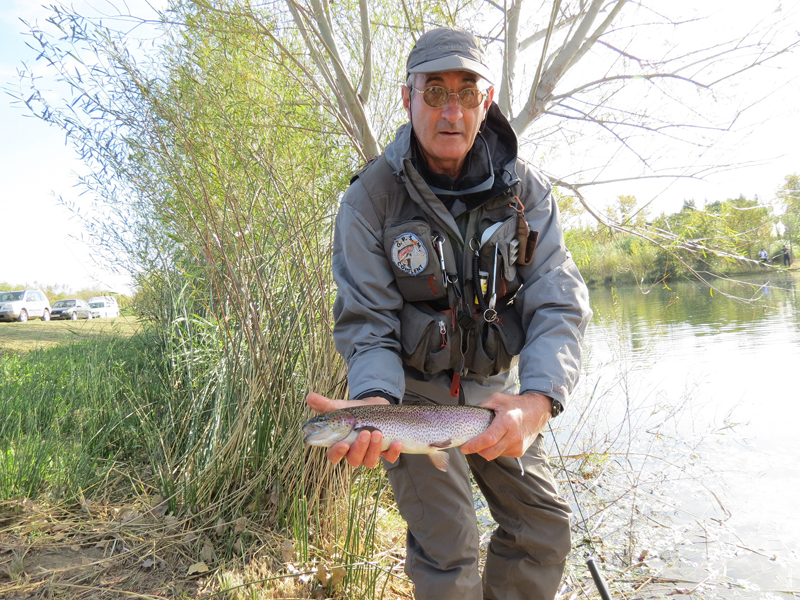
[331,179,406,401]
[513,162,592,407]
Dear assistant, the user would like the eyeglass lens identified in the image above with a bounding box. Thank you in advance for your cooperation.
[419,86,485,109]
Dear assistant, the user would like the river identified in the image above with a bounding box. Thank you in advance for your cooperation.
[552,271,800,598]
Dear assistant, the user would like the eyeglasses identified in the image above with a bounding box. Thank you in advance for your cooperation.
[409,85,489,110]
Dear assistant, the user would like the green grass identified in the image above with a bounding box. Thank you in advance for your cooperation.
[0,329,165,501]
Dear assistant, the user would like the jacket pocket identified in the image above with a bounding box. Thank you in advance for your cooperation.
[383,220,447,302]
[398,303,454,375]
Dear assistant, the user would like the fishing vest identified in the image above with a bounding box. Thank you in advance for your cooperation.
[352,155,538,391]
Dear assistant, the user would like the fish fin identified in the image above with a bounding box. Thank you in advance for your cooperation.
[429,439,452,449]
[355,426,380,433]
[428,450,450,472]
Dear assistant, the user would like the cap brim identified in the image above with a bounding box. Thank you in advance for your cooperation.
[408,56,494,85]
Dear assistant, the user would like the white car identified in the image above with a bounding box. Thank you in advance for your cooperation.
[88,296,120,318]
[0,289,52,322]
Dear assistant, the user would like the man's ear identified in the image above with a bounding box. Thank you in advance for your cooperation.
[479,87,494,130]
[402,85,412,120]
[484,86,495,112]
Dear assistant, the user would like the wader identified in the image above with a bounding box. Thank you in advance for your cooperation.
[383,398,572,600]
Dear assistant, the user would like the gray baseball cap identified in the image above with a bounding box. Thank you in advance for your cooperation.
[407,27,494,84]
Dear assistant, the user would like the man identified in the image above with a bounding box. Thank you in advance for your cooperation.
[307,27,591,600]
[782,245,791,267]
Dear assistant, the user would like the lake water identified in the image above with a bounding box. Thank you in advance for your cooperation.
[556,271,800,598]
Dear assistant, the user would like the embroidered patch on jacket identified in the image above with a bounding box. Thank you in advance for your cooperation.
[391,233,428,275]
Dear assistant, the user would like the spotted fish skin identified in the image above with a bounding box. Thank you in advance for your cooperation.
[302,404,494,471]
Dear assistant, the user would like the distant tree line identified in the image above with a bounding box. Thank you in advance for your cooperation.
[564,174,798,286]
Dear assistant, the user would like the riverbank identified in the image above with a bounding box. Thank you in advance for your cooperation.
[579,264,797,288]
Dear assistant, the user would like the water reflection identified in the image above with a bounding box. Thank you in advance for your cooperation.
[558,271,800,597]
[590,274,799,331]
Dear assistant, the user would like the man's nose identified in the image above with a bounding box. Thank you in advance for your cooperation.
[440,94,464,122]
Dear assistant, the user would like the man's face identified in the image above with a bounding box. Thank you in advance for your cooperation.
[402,70,494,178]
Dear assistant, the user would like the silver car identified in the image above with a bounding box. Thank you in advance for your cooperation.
[51,299,93,320]
[0,289,52,322]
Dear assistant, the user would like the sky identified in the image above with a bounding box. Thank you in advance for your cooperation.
[1,1,798,296]
[0,0,162,296]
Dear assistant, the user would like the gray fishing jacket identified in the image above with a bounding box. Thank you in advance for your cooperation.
[332,105,591,408]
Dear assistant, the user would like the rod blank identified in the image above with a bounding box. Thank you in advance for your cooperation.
[587,558,613,600]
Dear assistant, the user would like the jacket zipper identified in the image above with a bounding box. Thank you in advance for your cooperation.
[438,320,449,349]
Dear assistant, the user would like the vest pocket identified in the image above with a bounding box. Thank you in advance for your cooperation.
[384,220,447,302]
[474,217,522,301]
[469,305,525,377]
[398,303,454,375]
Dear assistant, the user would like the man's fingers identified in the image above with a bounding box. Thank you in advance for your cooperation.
[381,441,403,464]
[327,441,351,464]
[306,392,336,414]
[468,433,520,461]
[326,433,397,468]
[460,425,503,455]
[345,430,388,469]
[361,430,385,469]
[460,417,523,459]
[477,442,510,462]
[345,429,373,468]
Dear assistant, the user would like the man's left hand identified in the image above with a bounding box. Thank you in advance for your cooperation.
[460,392,552,460]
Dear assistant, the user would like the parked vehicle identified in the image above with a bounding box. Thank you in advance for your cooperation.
[0,289,52,322]
[88,295,118,307]
[51,299,93,320]
[88,296,120,319]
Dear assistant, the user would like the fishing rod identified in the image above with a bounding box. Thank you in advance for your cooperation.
[548,422,614,600]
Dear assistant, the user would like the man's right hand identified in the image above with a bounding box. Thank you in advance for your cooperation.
[305,392,403,469]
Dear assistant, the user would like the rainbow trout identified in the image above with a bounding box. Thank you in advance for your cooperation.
[302,404,494,472]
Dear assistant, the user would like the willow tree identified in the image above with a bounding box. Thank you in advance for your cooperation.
[16,1,363,541]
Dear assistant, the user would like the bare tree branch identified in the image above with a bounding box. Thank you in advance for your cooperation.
[498,0,521,115]
[519,13,581,52]
[550,72,708,102]
[563,0,629,74]
[512,0,604,132]
[358,0,373,104]
[287,0,379,158]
